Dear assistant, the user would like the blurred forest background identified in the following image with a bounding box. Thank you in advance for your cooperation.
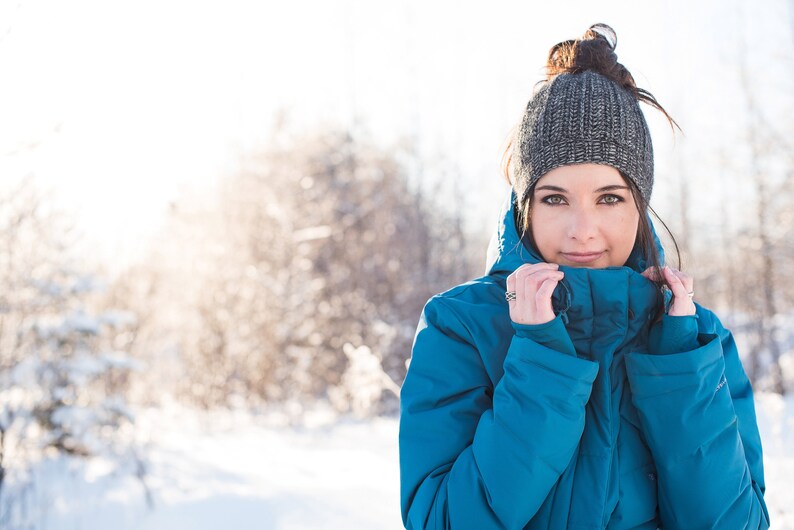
[0,0,793,528]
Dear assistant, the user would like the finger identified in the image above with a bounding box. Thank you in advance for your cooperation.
[663,266,682,285]
[669,268,693,291]
[506,273,519,309]
[524,270,564,292]
[534,277,560,323]
[535,276,559,303]
[663,266,688,298]
[666,266,689,282]
[666,267,696,315]
[516,262,559,277]
[524,269,565,286]
[521,270,560,304]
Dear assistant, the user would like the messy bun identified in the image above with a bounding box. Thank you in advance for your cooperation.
[500,23,681,187]
[545,23,623,82]
[544,23,679,132]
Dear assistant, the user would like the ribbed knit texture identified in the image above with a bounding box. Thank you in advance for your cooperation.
[513,70,654,205]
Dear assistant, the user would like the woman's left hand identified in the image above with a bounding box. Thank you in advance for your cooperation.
[641,265,696,316]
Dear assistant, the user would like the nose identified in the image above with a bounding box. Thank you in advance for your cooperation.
[566,207,598,241]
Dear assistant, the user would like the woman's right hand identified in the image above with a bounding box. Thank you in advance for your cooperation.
[506,263,564,325]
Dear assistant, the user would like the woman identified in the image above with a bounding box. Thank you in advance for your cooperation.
[398,24,769,530]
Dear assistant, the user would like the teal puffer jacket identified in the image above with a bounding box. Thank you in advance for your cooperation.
[399,190,769,529]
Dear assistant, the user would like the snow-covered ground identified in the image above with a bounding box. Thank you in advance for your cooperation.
[10,393,794,530]
[22,399,401,530]
[754,392,794,529]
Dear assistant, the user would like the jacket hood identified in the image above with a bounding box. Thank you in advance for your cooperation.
[485,188,665,277]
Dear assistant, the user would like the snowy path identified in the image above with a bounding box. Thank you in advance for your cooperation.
[26,393,794,530]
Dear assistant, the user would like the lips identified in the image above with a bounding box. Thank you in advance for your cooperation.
[561,252,604,264]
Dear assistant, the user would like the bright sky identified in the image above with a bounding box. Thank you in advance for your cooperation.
[0,0,788,277]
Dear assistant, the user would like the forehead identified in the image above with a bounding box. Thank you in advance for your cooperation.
[536,163,625,188]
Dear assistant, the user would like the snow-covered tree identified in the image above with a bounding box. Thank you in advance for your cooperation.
[112,119,482,414]
[0,177,140,525]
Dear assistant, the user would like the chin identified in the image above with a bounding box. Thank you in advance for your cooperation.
[564,263,603,269]
[558,256,611,269]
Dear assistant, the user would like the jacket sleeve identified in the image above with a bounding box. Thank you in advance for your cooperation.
[624,307,770,530]
[399,296,599,530]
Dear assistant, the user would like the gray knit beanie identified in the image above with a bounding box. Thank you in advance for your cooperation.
[513,69,654,206]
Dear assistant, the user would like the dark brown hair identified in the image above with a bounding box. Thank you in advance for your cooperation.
[500,23,683,316]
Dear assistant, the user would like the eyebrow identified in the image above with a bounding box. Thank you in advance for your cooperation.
[535,185,630,193]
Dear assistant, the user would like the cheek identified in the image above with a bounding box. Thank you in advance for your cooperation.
[529,208,564,246]
[609,209,640,246]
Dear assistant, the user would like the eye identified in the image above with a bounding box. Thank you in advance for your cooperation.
[599,194,624,205]
[541,195,566,206]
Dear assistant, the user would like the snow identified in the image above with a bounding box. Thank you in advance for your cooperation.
[7,393,793,530]
[328,343,401,417]
[21,400,402,530]
[755,392,794,529]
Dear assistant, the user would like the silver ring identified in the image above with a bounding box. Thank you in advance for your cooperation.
[505,291,516,302]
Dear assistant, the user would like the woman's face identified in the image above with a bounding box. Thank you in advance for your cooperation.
[529,163,640,268]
